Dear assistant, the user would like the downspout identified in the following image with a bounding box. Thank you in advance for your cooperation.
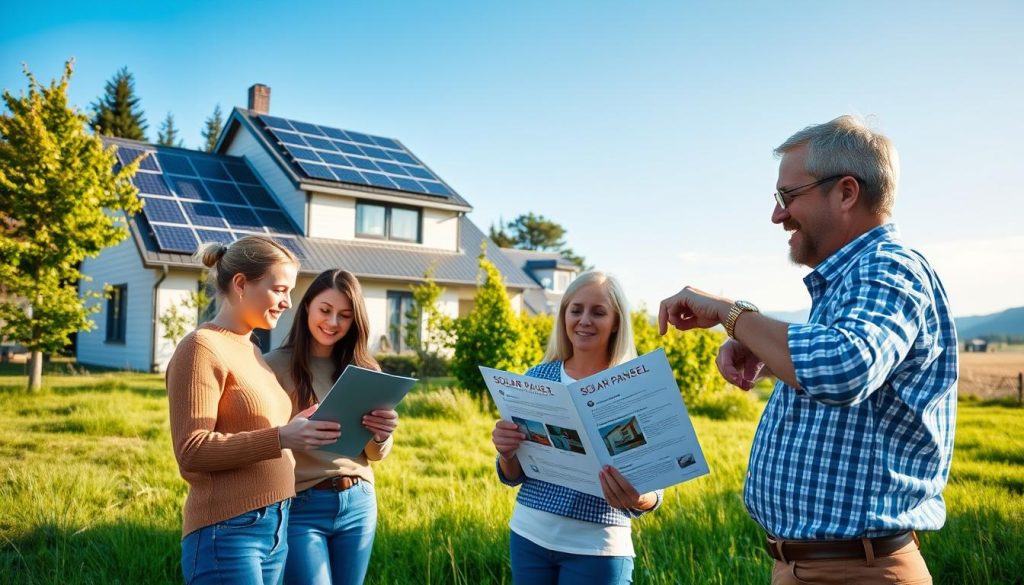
[151,265,169,373]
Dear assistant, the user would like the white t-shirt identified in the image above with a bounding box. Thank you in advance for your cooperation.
[508,363,634,557]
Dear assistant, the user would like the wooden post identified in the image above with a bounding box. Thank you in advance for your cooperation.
[1018,372,1023,406]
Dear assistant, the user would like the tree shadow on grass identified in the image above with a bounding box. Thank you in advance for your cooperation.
[1,521,180,585]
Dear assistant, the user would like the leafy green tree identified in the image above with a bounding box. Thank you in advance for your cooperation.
[450,248,530,396]
[0,60,144,390]
[404,267,455,355]
[490,212,587,269]
[156,112,183,147]
[201,104,223,152]
[89,67,147,140]
[158,288,211,346]
[519,311,554,368]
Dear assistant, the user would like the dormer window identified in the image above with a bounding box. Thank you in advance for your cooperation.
[356,200,421,242]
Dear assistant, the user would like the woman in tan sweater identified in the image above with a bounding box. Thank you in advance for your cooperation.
[264,269,398,585]
[167,236,342,585]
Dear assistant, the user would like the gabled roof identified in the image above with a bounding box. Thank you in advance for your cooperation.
[219,108,472,211]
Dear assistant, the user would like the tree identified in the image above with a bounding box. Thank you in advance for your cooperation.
[89,67,147,140]
[0,60,143,390]
[450,247,530,397]
[201,104,223,152]
[156,112,183,147]
[158,289,211,346]
[490,212,587,269]
[403,267,456,377]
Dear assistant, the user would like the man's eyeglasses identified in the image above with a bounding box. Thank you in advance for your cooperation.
[773,175,847,209]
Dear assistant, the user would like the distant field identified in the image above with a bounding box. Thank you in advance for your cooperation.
[959,351,1024,400]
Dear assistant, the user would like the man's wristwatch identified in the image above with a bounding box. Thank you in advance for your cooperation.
[724,300,759,339]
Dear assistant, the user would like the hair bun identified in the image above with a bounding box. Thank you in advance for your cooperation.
[199,242,229,268]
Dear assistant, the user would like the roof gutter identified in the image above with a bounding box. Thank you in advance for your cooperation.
[150,264,169,373]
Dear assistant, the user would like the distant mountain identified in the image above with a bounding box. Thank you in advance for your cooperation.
[764,306,1024,340]
[956,307,1024,340]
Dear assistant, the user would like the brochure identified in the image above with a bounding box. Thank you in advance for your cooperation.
[480,349,709,498]
[309,365,417,457]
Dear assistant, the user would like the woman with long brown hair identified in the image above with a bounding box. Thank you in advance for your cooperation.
[264,269,398,585]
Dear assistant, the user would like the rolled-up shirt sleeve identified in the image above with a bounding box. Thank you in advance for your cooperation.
[788,253,927,407]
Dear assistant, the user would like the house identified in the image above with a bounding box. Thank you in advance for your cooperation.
[499,248,580,314]
[964,338,989,353]
[77,84,538,372]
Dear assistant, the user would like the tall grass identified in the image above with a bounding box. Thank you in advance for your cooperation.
[1,372,1021,584]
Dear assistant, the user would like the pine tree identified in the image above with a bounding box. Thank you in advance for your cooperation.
[89,67,147,140]
[0,60,144,390]
[201,104,223,152]
[156,112,183,147]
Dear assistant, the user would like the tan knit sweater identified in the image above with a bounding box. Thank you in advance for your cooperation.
[264,348,393,492]
[166,323,296,537]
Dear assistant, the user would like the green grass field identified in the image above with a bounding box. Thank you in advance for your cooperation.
[0,370,1021,584]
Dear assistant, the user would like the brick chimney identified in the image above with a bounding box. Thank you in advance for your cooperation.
[248,84,271,114]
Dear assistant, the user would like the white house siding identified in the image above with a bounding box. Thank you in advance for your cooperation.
[77,236,155,371]
[421,208,459,251]
[224,127,307,233]
[308,193,356,240]
[152,270,203,371]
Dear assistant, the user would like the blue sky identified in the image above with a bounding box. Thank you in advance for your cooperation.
[4,1,1022,317]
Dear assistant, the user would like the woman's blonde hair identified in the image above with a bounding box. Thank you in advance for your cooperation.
[197,235,299,297]
[543,271,637,366]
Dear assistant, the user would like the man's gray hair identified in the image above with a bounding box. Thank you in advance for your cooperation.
[775,115,899,216]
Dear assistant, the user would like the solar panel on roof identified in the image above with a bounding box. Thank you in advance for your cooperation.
[152,224,198,253]
[262,211,295,233]
[219,206,263,232]
[290,121,324,135]
[333,141,364,156]
[255,114,454,198]
[195,229,236,245]
[283,144,320,162]
[362,172,397,189]
[238,184,278,208]
[297,161,336,180]
[169,177,212,201]
[274,236,304,259]
[260,116,294,130]
[141,196,187,223]
[117,146,160,171]
[191,159,232,181]
[133,172,173,196]
[224,162,260,184]
[347,157,379,171]
[388,151,418,165]
[317,152,350,167]
[182,202,226,227]
[344,131,376,146]
[204,181,248,206]
[303,136,336,151]
[157,153,197,176]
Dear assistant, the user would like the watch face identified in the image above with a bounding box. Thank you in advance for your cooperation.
[736,300,758,312]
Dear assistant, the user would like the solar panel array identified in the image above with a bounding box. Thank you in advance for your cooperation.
[256,114,455,198]
[115,145,302,256]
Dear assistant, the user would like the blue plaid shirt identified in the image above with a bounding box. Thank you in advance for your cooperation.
[744,223,958,540]
[496,361,663,526]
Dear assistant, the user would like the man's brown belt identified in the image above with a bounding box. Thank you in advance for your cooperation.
[766,531,918,562]
[311,476,361,491]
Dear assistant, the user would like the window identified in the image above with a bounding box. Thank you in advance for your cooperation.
[555,271,573,292]
[387,291,415,352]
[105,284,127,343]
[356,201,421,242]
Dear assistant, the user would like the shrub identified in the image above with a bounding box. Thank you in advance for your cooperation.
[376,354,420,377]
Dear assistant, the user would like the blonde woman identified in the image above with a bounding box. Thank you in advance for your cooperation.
[491,271,662,584]
[167,235,341,585]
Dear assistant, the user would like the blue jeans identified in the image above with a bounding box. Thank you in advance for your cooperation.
[509,531,634,585]
[284,481,378,585]
[181,499,290,585]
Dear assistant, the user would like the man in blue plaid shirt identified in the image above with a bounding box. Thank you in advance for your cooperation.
[658,115,957,584]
